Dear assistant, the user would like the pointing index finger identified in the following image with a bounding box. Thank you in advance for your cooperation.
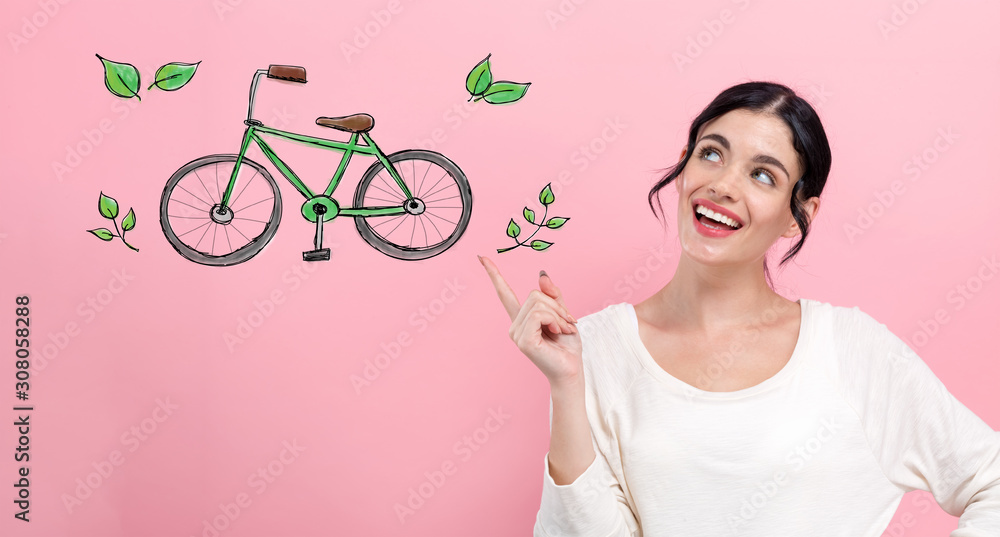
[479,255,520,321]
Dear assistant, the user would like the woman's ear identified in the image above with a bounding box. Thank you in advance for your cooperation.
[674,146,688,193]
[782,195,820,238]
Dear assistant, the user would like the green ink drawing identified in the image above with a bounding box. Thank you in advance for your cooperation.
[496,183,568,253]
[160,65,472,266]
[465,54,530,104]
[97,54,141,101]
[148,61,201,91]
[87,192,139,252]
[98,54,202,99]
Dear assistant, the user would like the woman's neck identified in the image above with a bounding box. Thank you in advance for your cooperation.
[641,253,786,333]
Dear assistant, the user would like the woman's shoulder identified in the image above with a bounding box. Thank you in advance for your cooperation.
[575,301,630,335]
[801,297,895,336]
[801,298,916,367]
[574,302,646,402]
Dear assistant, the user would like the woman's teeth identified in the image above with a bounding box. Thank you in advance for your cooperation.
[695,205,741,229]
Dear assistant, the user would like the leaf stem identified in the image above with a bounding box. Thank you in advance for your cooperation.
[113,219,139,252]
[499,205,548,253]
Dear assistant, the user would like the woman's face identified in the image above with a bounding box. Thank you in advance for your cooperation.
[674,109,819,268]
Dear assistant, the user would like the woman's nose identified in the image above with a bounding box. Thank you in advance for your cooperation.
[707,167,740,200]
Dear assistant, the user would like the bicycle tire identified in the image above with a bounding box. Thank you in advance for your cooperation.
[353,150,472,261]
[160,154,282,266]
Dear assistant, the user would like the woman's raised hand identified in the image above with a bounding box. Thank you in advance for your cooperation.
[479,255,583,387]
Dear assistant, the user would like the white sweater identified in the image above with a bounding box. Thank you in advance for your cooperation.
[533,299,1000,536]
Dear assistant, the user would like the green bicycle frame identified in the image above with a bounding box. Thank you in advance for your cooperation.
[218,122,412,218]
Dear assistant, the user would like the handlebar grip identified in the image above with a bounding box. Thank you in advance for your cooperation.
[267,65,307,83]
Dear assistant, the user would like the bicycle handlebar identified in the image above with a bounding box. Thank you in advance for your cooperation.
[247,65,307,123]
[267,65,307,83]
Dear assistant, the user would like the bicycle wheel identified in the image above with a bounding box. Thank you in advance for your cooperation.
[160,154,282,266]
[354,150,472,260]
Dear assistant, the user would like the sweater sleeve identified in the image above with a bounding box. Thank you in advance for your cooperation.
[533,399,640,537]
[841,309,1000,536]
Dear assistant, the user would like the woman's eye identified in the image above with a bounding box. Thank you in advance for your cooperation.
[752,169,775,186]
[699,147,721,162]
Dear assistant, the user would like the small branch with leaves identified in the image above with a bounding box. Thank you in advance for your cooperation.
[87,192,138,252]
[497,183,569,253]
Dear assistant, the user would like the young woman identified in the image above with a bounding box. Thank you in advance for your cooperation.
[479,82,1000,536]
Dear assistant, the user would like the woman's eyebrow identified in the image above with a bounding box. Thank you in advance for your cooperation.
[697,133,790,181]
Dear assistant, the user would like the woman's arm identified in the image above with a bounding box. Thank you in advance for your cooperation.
[534,376,640,537]
[547,376,596,485]
[840,309,1000,536]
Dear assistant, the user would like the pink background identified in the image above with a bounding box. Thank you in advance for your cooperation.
[2,0,998,535]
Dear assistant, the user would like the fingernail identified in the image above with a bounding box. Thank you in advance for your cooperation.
[539,270,548,278]
[478,255,484,266]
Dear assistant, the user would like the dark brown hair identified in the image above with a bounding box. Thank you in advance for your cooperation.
[648,81,832,285]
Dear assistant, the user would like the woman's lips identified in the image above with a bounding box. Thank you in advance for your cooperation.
[692,207,740,238]
[692,198,744,227]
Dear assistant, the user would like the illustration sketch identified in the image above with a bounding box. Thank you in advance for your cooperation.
[465,53,531,104]
[87,191,139,252]
[97,55,200,99]
[496,183,568,253]
[159,65,473,266]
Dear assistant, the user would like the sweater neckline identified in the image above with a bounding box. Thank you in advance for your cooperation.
[619,298,811,399]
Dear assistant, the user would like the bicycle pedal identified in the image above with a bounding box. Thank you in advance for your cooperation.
[303,248,331,262]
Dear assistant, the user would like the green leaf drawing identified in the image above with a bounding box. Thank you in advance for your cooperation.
[466,54,492,96]
[482,81,531,104]
[530,240,553,251]
[148,61,201,91]
[545,217,569,229]
[539,183,555,206]
[99,192,119,219]
[122,208,136,231]
[97,54,141,100]
[506,218,521,238]
[88,228,115,241]
[523,207,535,224]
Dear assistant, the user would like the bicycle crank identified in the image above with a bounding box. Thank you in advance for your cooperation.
[302,196,339,262]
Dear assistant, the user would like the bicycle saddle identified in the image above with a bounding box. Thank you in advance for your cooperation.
[316,114,375,133]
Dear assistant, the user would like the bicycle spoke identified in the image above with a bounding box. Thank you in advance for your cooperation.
[364,195,401,204]
[194,168,218,204]
[233,217,269,224]
[423,177,455,201]
[369,180,405,201]
[194,222,213,250]
[422,212,445,244]
[211,222,218,255]
[384,214,410,237]
[371,214,406,228]
[177,220,212,238]
[229,168,260,208]
[425,211,457,226]
[223,225,233,254]
[423,206,462,209]
[215,163,223,204]
[176,184,214,209]
[409,213,417,247]
[423,194,460,205]
[169,213,212,219]
[171,198,213,214]
[231,196,274,213]
[418,213,430,246]
[411,159,417,197]
[416,160,433,197]
[377,172,405,200]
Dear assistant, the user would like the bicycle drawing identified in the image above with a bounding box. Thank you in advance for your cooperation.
[159,65,473,266]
